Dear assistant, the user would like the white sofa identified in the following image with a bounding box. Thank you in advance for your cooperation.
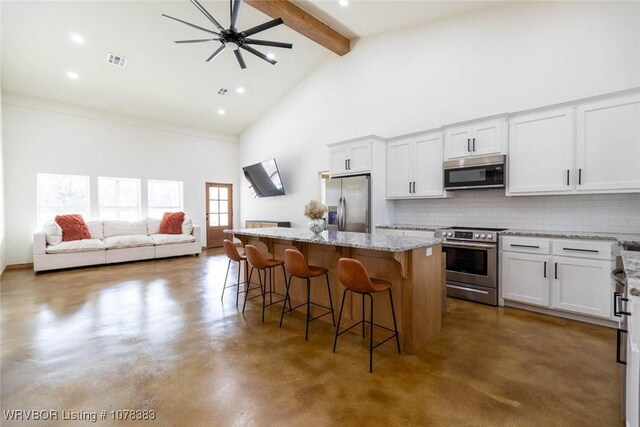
[33,218,201,272]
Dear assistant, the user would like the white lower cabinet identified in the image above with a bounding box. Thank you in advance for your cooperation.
[501,236,614,320]
[502,252,550,306]
[377,228,435,239]
[551,256,612,318]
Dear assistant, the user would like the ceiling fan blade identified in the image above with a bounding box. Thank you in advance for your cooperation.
[162,14,219,36]
[206,45,226,62]
[241,44,276,65]
[234,49,247,69]
[244,38,292,49]
[230,0,243,30]
[175,38,221,43]
[241,17,284,37]
[189,0,225,32]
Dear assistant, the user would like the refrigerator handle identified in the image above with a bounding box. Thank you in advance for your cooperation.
[338,196,346,231]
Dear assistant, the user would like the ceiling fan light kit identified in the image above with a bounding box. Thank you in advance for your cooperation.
[163,0,293,69]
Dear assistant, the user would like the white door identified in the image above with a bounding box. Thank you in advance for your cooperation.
[346,142,372,174]
[472,119,504,156]
[576,92,640,192]
[329,146,350,176]
[386,139,412,198]
[444,125,473,159]
[551,256,612,318]
[502,252,550,306]
[508,108,575,194]
[413,132,444,197]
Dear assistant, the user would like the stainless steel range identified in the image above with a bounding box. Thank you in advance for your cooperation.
[435,226,507,306]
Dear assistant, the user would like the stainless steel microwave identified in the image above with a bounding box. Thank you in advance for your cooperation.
[443,155,506,190]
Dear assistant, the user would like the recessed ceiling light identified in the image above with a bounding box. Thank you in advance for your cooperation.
[339,0,349,6]
[236,87,245,94]
[67,71,79,80]
[217,108,226,115]
[267,53,275,60]
[70,33,84,44]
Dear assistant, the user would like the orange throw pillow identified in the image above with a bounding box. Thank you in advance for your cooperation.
[159,212,185,234]
[55,214,91,242]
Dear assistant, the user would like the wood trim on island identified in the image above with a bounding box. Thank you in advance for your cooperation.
[231,232,443,354]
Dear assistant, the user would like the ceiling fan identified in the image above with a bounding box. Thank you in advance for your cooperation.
[162,0,293,69]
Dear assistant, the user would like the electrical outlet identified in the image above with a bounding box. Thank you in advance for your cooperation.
[426,247,433,256]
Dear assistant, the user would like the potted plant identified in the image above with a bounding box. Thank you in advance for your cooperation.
[304,200,328,235]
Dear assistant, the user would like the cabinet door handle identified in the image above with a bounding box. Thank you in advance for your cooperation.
[554,262,558,280]
[409,182,412,194]
[472,137,476,151]
[347,159,350,170]
[412,182,416,193]
[510,244,540,249]
[562,247,598,253]
[566,170,570,186]
[617,328,628,365]
[467,138,471,152]
[345,159,347,170]
[578,168,582,185]
[543,261,547,278]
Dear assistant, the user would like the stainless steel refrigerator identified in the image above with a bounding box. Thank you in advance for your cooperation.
[326,175,371,233]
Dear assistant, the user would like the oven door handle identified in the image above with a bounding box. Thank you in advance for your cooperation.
[442,241,497,250]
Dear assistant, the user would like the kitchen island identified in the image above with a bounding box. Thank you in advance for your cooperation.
[226,227,444,354]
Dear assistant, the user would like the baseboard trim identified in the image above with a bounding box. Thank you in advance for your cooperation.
[505,300,618,329]
[5,263,34,270]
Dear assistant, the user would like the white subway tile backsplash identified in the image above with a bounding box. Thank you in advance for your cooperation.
[393,190,640,234]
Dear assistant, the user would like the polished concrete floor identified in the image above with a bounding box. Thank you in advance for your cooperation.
[1,250,622,426]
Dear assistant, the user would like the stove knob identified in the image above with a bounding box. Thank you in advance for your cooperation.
[474,233,479,238]
[487,234,493,240]
[480,233,486,239]
[446,232,453,237]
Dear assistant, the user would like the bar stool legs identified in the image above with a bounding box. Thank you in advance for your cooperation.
[333,288,401,373]
[221,259,248,307]
[242,264,289,323]
[280,272,335,340]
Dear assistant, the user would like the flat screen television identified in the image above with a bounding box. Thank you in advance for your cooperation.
[243,159,286,197]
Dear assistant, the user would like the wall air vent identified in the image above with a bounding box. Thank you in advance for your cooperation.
[107,53,127,67]
[218,88,229,95]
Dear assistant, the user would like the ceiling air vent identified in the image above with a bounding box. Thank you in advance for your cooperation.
[107,53,127,67]
[218,88,229,96]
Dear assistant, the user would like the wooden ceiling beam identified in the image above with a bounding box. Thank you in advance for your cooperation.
[245,0,350,56]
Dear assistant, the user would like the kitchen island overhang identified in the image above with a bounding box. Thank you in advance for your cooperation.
[225,227,444,354]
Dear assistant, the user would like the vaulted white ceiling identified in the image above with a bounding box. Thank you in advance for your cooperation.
[1,1,502,136]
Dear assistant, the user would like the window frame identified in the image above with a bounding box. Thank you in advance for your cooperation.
[97,176,142,221]
[147,179,184,219]
[36,173,91,226]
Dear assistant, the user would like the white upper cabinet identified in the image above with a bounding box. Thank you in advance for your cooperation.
[507,107,575,194]
[328,139,372,177]
[576,92,640,192]
[444,118,506,160]
[386,131,445,199]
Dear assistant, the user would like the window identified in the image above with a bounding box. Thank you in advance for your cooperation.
[98,177,141,220]
[37,173,91,226]
[148,180,183,219]
[207,183,231,228]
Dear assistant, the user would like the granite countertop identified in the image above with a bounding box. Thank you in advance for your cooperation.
[377,224,449,231]
[225,227,442,253]
[622,251,640,298]
[377,224,640,245]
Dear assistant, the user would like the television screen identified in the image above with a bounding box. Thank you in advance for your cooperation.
[242,159,285,197]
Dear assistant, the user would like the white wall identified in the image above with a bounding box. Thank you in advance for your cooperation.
[0,90,6,273]
[2,93,239,264]
[238,2,640,228]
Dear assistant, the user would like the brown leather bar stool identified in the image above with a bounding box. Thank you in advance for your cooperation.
[221,239,256,307]
[280,249,335,340]
[333,258,401,373]
[243,245,289,322]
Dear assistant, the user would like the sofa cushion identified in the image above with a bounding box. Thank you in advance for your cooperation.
[146,217,161,235]
[103,220,148,238]
[160,212,185,234]
[56,214,91,241]
[182,217,194,235]
[43,221,63,246]
[150,234,196,246]
[103,235,154,249]
[87,220,104,240]
[45,239,107,254]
